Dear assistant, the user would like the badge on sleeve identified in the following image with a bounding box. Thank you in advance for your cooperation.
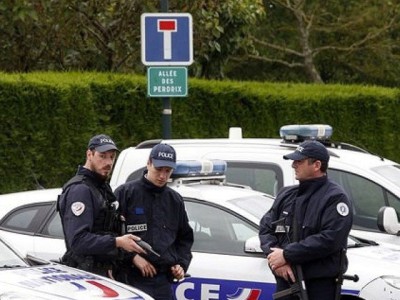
[71,202,85,216]
[336,202,349,216]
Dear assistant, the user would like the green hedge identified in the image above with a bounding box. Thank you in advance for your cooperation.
[1,72,399,194]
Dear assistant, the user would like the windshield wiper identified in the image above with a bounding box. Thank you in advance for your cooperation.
[0,264,25,269]
[348,235,379,248]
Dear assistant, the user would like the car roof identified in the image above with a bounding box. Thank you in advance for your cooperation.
[146,137,398,166]
[111,137,400,192]
[0,188,61,220]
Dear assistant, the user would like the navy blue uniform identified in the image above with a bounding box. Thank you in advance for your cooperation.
[58,166,120,276]
[115,173,194,299]
[259,176,353,300]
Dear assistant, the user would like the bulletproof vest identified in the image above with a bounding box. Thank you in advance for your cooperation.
[58,175,122,272]
[58,174,119,236]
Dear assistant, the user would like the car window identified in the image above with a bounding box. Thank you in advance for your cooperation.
[127,167,146,183]
[328,169,397,231]
[42,212,64,238]
[387,193,400,221]
[0,203,53,234]
[225,162,283,197]
[184,200,258,256]
[372,165,400,189]
[126,162,284,197]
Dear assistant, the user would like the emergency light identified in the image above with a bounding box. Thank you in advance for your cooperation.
[280,124,333,142]
[171,159,227,178]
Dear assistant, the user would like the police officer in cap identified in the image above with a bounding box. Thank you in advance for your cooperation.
[58,134,146,278]
[259,140,353,300]
[115,143,194,300]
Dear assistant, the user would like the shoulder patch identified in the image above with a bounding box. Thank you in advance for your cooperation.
[71,202,85,216]
[336,202,350,217]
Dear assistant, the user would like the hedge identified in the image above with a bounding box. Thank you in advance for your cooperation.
[0,72,399,194]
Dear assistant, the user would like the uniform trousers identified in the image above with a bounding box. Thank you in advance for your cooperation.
[275,276,337,300]
[127,272,174,300]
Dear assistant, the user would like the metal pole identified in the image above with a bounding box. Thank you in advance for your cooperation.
[160,0,171,139]
[160,0,168,12]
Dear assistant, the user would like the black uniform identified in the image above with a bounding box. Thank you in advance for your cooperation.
[58,166,121,276]
[114,173,194,299]
[259,176,353,300]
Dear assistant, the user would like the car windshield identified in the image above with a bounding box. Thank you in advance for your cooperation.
[228,195,273,220]
[0,239,27,268]
[372,165,400,188]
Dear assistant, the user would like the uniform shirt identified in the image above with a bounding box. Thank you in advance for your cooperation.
[115,173,194,273]
[59,166,117,257]
[259,175,353,279]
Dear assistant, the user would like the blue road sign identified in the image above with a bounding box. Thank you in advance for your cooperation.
[141,13,193,66]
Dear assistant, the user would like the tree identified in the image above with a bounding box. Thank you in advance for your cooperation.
[175,0,265,79]
[242,0,400,84]
[0,0,155,72]
[0,0,266,77]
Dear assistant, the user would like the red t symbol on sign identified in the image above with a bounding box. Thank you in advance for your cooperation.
[158,19,177,60]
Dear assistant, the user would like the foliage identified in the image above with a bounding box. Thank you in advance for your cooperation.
[1,72,399,194]
[0,0,265,79]
[180,0,266,78]
[229,0,400,85]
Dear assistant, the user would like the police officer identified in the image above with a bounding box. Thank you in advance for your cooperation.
[259,140,353,300]
[114,143,194,300]
[58,134,145,278]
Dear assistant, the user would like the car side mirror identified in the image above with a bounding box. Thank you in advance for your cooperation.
[244,236,263,253]
[377,206,400,235]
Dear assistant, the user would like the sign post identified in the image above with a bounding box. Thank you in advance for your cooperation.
[141,4,193,139]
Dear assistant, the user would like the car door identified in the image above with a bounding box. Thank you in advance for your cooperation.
[0,202,65,261]
[173,199,276,300]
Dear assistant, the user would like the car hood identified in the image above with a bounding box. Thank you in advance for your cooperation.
[349,244,400,264]
[347,244,400,282]
[0,264,149,300]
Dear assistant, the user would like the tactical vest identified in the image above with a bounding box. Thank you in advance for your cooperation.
[58,174,119,236]
[57,174,122,273]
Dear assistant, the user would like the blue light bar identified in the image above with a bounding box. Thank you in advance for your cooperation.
[172,160,227,178]
[280,124,333,142]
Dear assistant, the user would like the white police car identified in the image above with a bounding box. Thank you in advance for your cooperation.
[0,235,153,299]
[110,124,400,248]
[1,160,400,299]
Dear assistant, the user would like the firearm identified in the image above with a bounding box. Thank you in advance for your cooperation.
[334,249,359,300]
[137,239,161,257]
[271,214,309,300]
[272,263,308,300]
[119,214,160,257]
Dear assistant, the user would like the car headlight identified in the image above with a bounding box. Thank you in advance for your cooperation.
[382,275,400,289]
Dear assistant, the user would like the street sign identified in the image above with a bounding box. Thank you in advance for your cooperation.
[141,13,193,66]
[147,67,188,97]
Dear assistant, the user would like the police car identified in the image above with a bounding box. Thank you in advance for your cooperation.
[110,124,400,248]
[1,160,400,299]
[0,235,153,299]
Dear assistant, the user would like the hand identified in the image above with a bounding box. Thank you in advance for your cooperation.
[116,234,146,254]
[170,264,185,281]
[274,264,296,283]
[267,247,286,270]
[133,255,157,277]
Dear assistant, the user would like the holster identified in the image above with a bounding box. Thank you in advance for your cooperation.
[60,251,94,272]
